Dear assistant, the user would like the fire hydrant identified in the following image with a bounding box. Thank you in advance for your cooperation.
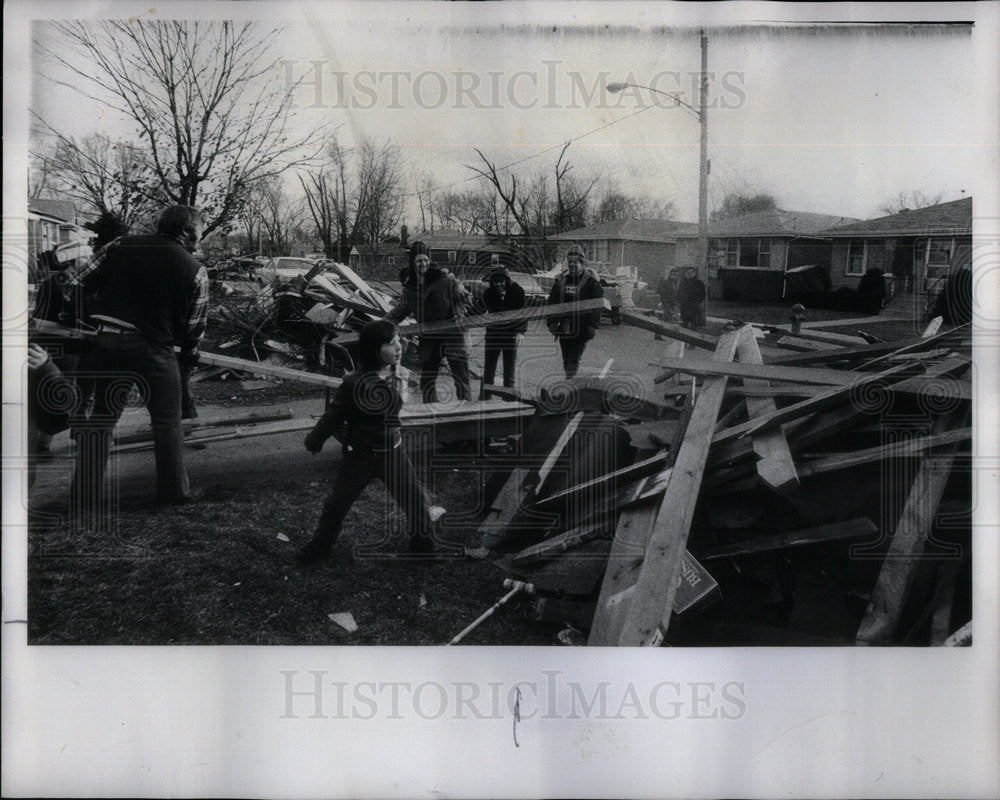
[790,303,806,335]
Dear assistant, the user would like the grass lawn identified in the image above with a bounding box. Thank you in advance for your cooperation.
[28,456,555,646]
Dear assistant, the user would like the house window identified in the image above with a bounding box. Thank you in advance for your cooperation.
[927,237,954,266]
[491,253,501,266]
[387,256,395,266]
[846,239,885,276]
[717,238,770,268]
[447,250,457,264]
[468,251,477,265]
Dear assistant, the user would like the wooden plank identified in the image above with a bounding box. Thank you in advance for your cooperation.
[857,323,971,371]
[765,325,869,346]
[535,412,585,495]
[772,335,836,352]
[619,309,719,350]
[921,316,943,338]
[534,451,671,509]
[653,357,876,388]
[737,362,922,441]
[511,521,611,566]
[736,326,799,494]
[616,326,744,646]
[769,338,932,367]
[796,427,971,478]
[699,518,877,560]
[334,297,611,345]
[856,408,968,645]
[197,351,344,389]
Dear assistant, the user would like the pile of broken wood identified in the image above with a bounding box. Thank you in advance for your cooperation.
[205,259,398,372]
[469,313,972,647]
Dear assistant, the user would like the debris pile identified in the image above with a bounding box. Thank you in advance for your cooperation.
[204,258,398,377]
[469,314,972,647]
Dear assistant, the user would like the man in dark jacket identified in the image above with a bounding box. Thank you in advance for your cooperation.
[678,267,707,329]
[387,242,472,402]
[70,205,208,518]
[546,244,604,378]
[481,266,527,391]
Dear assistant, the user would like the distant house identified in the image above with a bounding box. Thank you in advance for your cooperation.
[547,219,691,289]
[550,210,858,301]
[411,230,519,278]
[27,199,87,280]
[820,197,972,303]
[691,209,859,301]
[348,243,411,280]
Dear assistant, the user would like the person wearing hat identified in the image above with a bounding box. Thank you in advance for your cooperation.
[480,265,527,392]
[546,244,604,378]
[387,241,473,403]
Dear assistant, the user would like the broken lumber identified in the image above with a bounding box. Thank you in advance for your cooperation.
[619,309,719,350]
[699,518,877,560]
[735,326,798,494]
[654,358,877,388]
[197,351,344,389]
[334,297,611,345]
[616,326,744,646]
[855,408,969,645]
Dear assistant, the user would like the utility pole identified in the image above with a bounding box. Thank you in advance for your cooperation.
[698,29,710,290]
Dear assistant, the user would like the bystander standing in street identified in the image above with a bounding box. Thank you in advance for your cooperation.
[678,266,707,329]
[480,266,527,394]
[654,267,680,338]
[387,241,472,403]
[546,244,604,379]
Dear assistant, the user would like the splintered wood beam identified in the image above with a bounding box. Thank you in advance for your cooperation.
[198,351,344,388]
[534,451,671,509]
[772,335,835,352]
[769,337,935,367]
[619,309,719,350]
[765,326,869,346]
[856,323,971,371]
[737,362,923,441]
[334,297,611,345]
[616,326,744,646]
[653,358,874,388]
[511,521,612,566]
[796,427,971,478]
[699,517,877,560]
[856,408,968,645]
[736,326,799,494]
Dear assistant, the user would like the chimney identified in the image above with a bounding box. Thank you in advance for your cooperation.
[400,225,408,246]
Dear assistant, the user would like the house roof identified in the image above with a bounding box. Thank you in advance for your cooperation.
[28,198,78,223]
[705,209,860,238]
[549,210,859,242]
[821,197,972,238]
[548,218,692,243]
[350,244,409,256]
[415,231,512,252]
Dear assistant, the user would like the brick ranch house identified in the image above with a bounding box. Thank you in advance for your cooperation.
[819,197,972,308]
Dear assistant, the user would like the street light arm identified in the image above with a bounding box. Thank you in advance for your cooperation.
[606,81,701,118]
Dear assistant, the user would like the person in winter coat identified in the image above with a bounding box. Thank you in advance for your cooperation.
[296,319,445,564]
[546,244,604,378]
[387,242,472,403]
[678,267,707,329]
[481,266,527,391]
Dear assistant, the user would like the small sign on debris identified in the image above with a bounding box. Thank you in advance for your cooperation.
[328,612,358,633]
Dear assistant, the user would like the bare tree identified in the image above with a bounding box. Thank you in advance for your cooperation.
[592,186,677,223]
[711,192,778,221]
[351,139,405,261]
[878,190,945,216]
[39,20,326,234]
[31,121,160,227]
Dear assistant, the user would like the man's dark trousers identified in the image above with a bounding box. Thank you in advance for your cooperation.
[559,335,590,379]
[71,332,190,514]
[482,331,518,388]
[418,333,471,403]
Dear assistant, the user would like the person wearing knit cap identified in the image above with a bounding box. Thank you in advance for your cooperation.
[546,244,604,378]
[480,265,527,392]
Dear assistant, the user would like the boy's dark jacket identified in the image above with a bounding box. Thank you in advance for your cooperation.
[307,369,404,453]
[546,267,603,338]
[387,264,470,329]
[483,267,528,335]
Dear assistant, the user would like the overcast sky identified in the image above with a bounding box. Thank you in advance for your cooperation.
[23,2,998,226]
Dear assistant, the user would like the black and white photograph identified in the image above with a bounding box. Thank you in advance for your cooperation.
[4,1,999,797]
